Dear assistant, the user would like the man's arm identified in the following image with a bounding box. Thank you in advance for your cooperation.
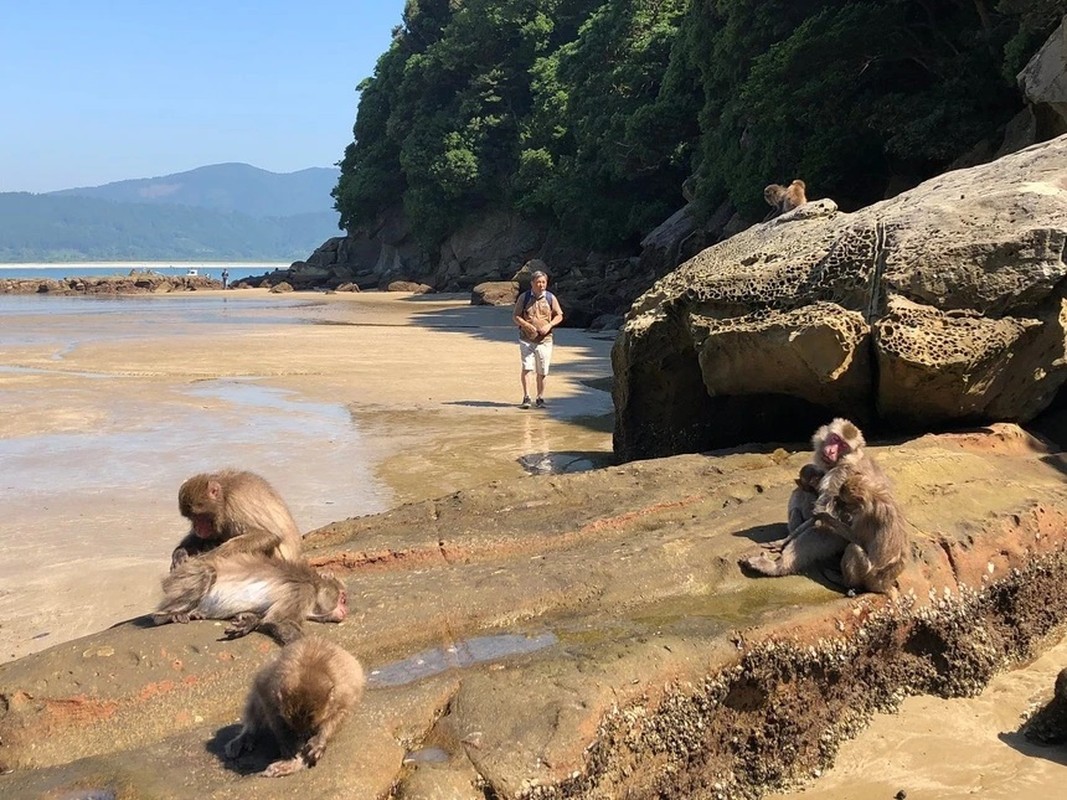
[547,297,564,331]
[513,297,538,338]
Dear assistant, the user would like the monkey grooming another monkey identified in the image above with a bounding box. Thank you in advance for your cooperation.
[171,469,303,570]
[742,418,902,592]
[813,470,907,594]
[763,179,807,220]
[225,635,365,777]
[154,552,348,644]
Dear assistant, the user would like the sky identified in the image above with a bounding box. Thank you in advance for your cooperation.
[0,1,407,193]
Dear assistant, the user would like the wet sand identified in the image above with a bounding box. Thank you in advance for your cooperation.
[0,289,614,662]
[2,289,1064,795]
[765,632,1067,800]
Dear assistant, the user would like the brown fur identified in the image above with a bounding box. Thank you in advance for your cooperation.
[787,463,823,533]
[171,469,302,569]
[818,471,907,593]
[224,636,365,777]
[763,179,807,220]
[153,552,347,644]
[743,418,907,593]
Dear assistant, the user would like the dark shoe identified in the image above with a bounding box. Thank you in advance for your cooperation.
[520,396,531,409]
[535,397,546,408]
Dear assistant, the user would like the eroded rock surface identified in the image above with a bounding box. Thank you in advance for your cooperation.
[613,135,1067,461]
[1,426,1066,799]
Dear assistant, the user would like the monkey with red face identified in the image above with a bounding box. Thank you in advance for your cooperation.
[742,418,906,593]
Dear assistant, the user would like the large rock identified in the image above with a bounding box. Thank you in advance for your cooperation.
[438,210,546,291]
[1018,14,1067,138]
[613,135,1067,461]
[1,427,1066,799]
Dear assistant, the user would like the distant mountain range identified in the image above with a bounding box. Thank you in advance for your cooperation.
[0,163,343,262]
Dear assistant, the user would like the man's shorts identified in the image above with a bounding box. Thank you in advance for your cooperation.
[519,338,553,376]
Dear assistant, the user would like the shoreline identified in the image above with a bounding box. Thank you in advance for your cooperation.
[0,289,615,662]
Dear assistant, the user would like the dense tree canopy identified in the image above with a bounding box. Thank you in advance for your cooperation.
[334,0,1067,252]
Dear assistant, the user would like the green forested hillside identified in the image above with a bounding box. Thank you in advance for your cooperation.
[334,0,1066,251]
[0,193,339,262]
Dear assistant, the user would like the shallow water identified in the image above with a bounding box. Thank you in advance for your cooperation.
[368,632,558,687]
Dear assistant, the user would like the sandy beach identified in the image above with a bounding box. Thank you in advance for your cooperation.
[0,289,614,662]
[2,288,1065,796]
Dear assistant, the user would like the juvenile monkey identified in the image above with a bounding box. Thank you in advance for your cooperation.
[815,470,907,594]
[763,179,807,220]
[171,469,303,570]
[154,552,348,644]
[225,636,365,777]
[742,418,890,587]
[761,463,825,553]
[788,463,824,533]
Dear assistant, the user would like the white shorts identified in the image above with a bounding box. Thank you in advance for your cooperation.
[519,338,553,375]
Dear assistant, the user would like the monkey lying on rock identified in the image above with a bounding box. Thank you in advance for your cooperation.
[225,636,365,777]
[154,552,348,644]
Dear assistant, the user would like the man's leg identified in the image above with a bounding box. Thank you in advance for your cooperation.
[520,369,532,407]
[534,341,552,406]
[519,342,534,407]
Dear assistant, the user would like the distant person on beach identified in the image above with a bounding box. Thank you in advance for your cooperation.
[221,269,230,289]
[512,269,563,409]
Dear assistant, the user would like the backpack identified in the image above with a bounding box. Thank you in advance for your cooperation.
[522,290,554,311]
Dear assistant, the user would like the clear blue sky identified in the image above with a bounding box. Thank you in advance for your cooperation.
[1,0,406,192]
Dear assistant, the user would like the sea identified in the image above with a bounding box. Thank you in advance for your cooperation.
[0,261,288,282]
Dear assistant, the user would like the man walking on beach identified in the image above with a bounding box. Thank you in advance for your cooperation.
[513,269,564,409]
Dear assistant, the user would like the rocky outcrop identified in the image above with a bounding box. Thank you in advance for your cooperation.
[386,280,433,294]
[471,280,519,306]
[1018,14,1067,139]
[1,426,1066,799]
[0,274,221,295]
[1023,667,1067,744]
[613,135,1067,461]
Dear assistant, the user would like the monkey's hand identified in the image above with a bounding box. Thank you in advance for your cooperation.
[262,757,305,778]
[224,612,262,640]
[812,494,834,516]
[302,734,327,767]
[170,547,191,571]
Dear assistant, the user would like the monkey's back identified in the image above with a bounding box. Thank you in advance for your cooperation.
[266,637,365,733]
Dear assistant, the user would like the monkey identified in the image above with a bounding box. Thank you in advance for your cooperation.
[170,469,303,570]
[763,179,807,220]
[742,418,899,592]
[224,635,365,777]
[789,462,824,533]
[153,552,348,644]
[760,462,825,553]
[813,470,907,593]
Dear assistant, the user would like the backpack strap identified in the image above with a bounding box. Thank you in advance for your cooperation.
[524,290,553,310]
